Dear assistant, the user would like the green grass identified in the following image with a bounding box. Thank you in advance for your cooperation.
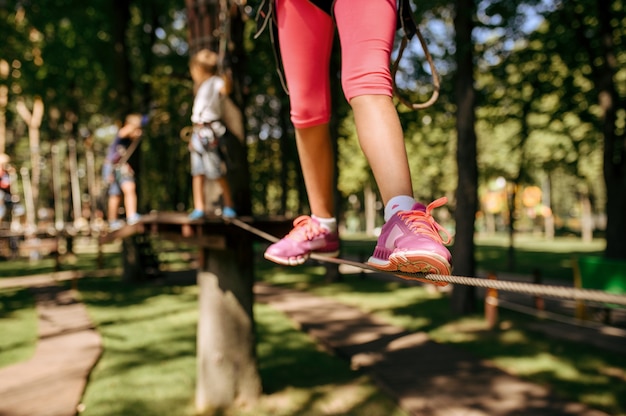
[0,238,122,278]
[75,276,406,416]
[0,287,38,367]
[256,262,626,415]
[474,233,605,280]
[77,277,199,416]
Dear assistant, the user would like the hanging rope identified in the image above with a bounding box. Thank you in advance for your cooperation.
[227,218,626,307]
[391,30,440,110]
[392,0,440,110]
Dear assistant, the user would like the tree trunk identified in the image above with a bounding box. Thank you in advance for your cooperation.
[111,0,133,117]
[196,240,261,411]
[580,192,594,243]
[0,85,7,154]
[186,1,260,410]
[596,0,626,259]
[451,0,478,315]
[542,174,554,240]
[571,1,625,259]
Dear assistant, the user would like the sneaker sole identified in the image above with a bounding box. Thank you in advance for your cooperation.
[367,251,451,278]
[366,253,451,287]
[264,250,340,267]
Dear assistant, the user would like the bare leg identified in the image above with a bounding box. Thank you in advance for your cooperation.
[121,181,137,218]
[351,94,413,205]
[216,176,234,208]
[192,175,205,211]
[263,121,340,266]
[107,194,121,222]
[295,123,335,218]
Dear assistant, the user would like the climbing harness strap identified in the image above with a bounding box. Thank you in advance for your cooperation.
[394,0,440,110]
[254,0,289,93]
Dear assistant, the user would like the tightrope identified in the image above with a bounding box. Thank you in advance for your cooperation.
[229,218,626,307]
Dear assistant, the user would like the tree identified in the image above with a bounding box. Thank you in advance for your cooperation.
[540,0,626,258]
[185,0,260,411]
[590,0,625,259]
[451,0,478,314]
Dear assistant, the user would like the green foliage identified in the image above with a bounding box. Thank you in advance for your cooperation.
[1,0,624,243]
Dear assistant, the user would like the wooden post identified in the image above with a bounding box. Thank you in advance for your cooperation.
[532,268,544,311]
[16,98,44,213]
[84,134,98,228]
[0,84,7,154]
[195,229,261,411]
[68,138,87,231]
[0,60,10,154]
[51,145,65,232]
[99,214,294,411]
[572,257,587,320]
[485,272,498,330]
[20,167,36,235]
[121,236,141,282]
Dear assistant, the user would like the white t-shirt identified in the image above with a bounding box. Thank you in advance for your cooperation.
[191,75,226,137]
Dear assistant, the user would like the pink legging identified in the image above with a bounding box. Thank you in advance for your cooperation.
[276,0,396,128]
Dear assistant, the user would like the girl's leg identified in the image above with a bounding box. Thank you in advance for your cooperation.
[216,177,233,208]
[120,180,137,218]
[276,0,335,218]
[294,124,334,218]
[351,95,413,206]
[189,147,207,218]
[192,174,205,211]
[334,0,413,207]
[264,0,340,265]
[107,194,121,222]
[335,0,452,275]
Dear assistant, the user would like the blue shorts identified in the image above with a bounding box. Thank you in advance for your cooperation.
[190,132,225,180]
[102,163,135,196]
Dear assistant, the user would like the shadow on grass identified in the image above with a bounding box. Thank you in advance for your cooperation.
[0,286,36,317]
[0,252,122,278]
[78,275,199,416]
[255,302,359,393]
[0,287,38,366]
[76,272,404,416]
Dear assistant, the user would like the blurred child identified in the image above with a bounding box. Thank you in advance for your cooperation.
[0,153,12,223]
[102,113,146,230]
[187,49,237,220]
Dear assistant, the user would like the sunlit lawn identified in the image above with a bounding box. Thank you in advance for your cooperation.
[0,286,37,367]
[76,276,405,416]
[258,261,626,415]
[0,234,623,415]
[474,233,605,280]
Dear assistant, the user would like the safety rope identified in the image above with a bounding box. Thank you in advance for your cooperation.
[228,218,626,307]
[392,0,440,110]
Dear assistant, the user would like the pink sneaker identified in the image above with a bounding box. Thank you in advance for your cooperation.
[367,197,452,275]
[264,216,340,266]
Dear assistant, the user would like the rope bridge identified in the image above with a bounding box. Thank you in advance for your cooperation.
[228,218,626,307]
